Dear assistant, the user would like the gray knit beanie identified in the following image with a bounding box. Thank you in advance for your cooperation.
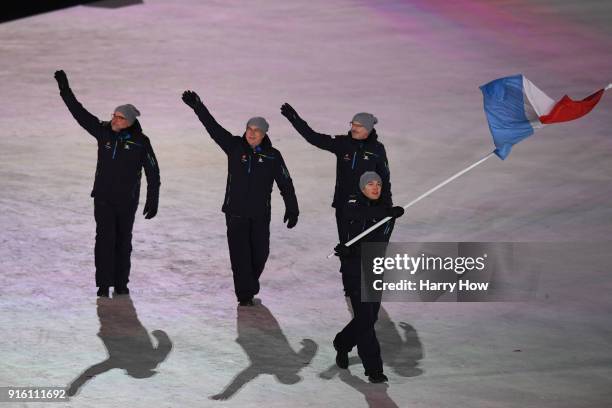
[114,104,140,126]
[246,117,269,133]
[351,112,378,133]
[359,171,382,190]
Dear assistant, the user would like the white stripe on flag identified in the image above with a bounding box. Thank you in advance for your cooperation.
[522,76,555,128]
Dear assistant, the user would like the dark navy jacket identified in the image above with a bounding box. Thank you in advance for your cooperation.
[60,88,160,205]
[191,103,298,219]
[289,117,392,208]
[339,192,394,277]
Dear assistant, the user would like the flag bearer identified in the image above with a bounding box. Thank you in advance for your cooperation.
[333,171,404,383]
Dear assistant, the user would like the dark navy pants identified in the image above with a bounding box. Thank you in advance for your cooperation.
[225,214,270,302]
[333,272,383,375]
[94,198,138,288]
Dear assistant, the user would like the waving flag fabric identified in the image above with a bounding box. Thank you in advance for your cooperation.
[480,74,609,159]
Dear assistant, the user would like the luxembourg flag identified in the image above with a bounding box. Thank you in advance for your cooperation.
[480,74,610,159]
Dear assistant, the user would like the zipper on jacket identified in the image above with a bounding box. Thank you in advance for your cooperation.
[248,155,252,174]
[225,173,232,205]
[351,151,357,169]
[112,140,118,159]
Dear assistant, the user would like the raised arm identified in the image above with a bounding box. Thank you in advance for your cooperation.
[182,90,235,154]
[281,103,338,154]
[274,152,299,229]
[54,70,105,139]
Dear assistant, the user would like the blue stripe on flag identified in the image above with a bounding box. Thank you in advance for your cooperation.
[480,74,534,160]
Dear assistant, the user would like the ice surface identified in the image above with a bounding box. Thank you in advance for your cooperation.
[1,0,611,406]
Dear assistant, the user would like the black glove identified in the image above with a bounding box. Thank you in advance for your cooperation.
[334,243,352,257]
[54,70,69,91]
[182,90,202,109]
[283,211,298,229]
[143,196,158,219]
[387,206,405,219]
[280,103,300,123]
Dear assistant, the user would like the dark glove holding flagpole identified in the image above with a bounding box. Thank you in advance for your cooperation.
[387,206,405,219]
[334,243,353,257]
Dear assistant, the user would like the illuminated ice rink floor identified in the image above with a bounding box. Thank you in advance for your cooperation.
[1,0,612,406]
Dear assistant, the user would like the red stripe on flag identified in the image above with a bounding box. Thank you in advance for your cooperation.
[539,89,605,124]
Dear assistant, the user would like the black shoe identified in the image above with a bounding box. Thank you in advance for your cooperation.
[97,287,109,297]
[238,299,254,306]
[114,286,129,295]
[368,372,388,383]
[335,350,349,369]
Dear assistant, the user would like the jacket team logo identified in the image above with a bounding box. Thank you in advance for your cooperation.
[363,151,377,160]
[104,142,111,149]
[241,154,248,163]
[343,153,351,161]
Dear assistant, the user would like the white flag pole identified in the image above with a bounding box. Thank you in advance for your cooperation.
[605,84,612,91]
[327,151,496,258]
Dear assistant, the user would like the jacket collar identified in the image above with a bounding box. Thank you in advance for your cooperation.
[357,191,382,206]
[347,128,378,144]
[241,133,272,151]
[109,119,142,137]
